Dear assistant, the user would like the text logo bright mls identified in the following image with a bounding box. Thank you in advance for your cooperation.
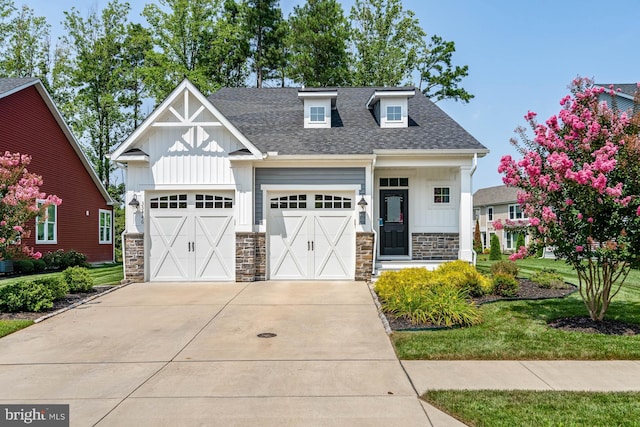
[0,405,68,426]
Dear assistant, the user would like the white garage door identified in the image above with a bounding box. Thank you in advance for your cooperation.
[268,193,355,280]
[148,193,235,281]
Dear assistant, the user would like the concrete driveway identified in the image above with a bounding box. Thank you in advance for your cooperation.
[0,281,433,426]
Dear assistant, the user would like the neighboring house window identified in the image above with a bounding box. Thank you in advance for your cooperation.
[509,204,527,220]
[99,209,112,244]
[488,207,494,221]
[505,232,514,250]
[387,105,402,121]
[36,201,57,244]
[196,194,233,209]
[380,177,408,187]
[474,209,480,220]
[310,106,325,122]
[434,187,450,203]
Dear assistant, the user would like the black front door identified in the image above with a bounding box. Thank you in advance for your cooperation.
[379,189,408,256]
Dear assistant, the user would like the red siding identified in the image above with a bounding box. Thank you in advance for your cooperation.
[0,85,113,263]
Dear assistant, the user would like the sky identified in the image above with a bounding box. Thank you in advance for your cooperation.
[24,0,640,191]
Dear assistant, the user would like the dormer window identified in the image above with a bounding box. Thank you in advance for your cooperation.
[367,88,415,128]
[298,89,337,128]
[387,105,402,121]
[310,106,326,123]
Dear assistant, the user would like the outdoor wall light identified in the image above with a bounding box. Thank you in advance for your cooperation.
[358,196,368,211]
[128,194,141,211]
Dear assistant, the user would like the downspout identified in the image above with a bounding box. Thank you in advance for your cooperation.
[470,153,478,265]
[371,155,378,278]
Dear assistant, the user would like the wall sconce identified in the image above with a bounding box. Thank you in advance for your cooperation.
[128,194,141,212]
[358,196,368,225]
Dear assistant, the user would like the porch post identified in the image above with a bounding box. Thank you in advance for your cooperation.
[459,165,473,262]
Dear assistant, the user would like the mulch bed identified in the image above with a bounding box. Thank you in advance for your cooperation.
[384,279,639,336]
[0,286,113,321]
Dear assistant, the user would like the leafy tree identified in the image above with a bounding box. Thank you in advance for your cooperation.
[349,0,424,86]
[287,0,351,87]
[0,152,61,261]
[0,0,14,45]
[143,0,249,101]
[489,233,502,261]
[0,3,51,86]
[243,0,287,87]
[121,23,153,127]
[418,35,473,103]
[56,0,133,187]
[498,77,640,321]
[473,219,482,253]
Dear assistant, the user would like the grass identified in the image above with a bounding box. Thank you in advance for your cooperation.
[424,390,640,427]
[0,264,123,338]
[393,257,640,360]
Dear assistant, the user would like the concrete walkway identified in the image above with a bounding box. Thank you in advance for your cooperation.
[0,281,431,426]
[3,282,640,426]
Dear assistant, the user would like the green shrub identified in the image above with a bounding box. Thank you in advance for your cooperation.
[62,266,94,292]
[31,277,69,300]
[491,260,519,277]
[493,273,519,297]
[0,281,54,312]
[435,260,494,297]
[60,250,88,269]
[13,259,34,274]
[515,233,526,252]
[42,249,64,269]
[489,234,502,260]
[530,268,565,289]
[32,259,46,272]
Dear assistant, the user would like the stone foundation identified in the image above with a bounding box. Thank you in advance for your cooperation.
[355,232,374,281]
[124,233,144,282]
[412,233,459,260]
[235,232,266,282]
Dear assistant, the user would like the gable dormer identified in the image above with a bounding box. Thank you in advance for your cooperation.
[366,88,415,128]
[298,88,338,128]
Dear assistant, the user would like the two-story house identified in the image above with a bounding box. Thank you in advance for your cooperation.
[111,80,488,282]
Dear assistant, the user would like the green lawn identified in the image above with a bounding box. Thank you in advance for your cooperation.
[424,390,640,427]
[393,257,640,360]
[0,264,124,338]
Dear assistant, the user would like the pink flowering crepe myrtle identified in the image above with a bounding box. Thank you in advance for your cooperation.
[0,151,62,260]
[498,77,640,321]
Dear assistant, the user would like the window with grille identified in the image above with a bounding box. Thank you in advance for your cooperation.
[270,195,307,209]
[314,195,352,209]
[149,194,187,209]
[434,187,450,203]
[379,177,408,187]
[196,194,233,209]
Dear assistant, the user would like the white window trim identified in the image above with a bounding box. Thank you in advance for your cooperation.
[433,186,451,204]
[386,105,402,122]
[508,204,527,220]
[487,206,494,222]
[309,106,326,123]
[36,200,57,244]
[99,209,112,244]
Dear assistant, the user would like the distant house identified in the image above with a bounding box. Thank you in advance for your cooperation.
[111,80,488,282]
[473,185,529,253]
[0,78,114,263]
[595,83,638,115]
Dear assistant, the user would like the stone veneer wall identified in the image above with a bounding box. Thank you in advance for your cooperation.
[412,233,459,260]
[235,232,266,282]
[355,232,374,281]
[124,233,144,282]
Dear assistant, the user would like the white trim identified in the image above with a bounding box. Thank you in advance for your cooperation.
[261,184,361,192]
[139,184,238,191]
[36,201,57,244]
[366,89,415,109]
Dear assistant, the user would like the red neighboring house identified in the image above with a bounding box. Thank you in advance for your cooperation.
[0,78,114,263]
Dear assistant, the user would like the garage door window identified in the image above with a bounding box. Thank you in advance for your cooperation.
[196,194,233,209]
[314,194,352,209]
[270,195,307,209]
[150,194,187,209]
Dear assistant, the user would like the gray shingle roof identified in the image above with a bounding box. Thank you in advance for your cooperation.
[0,78,38,97]
[473,185,519,206]
[207,87,487,155]
[596,83,639,98]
